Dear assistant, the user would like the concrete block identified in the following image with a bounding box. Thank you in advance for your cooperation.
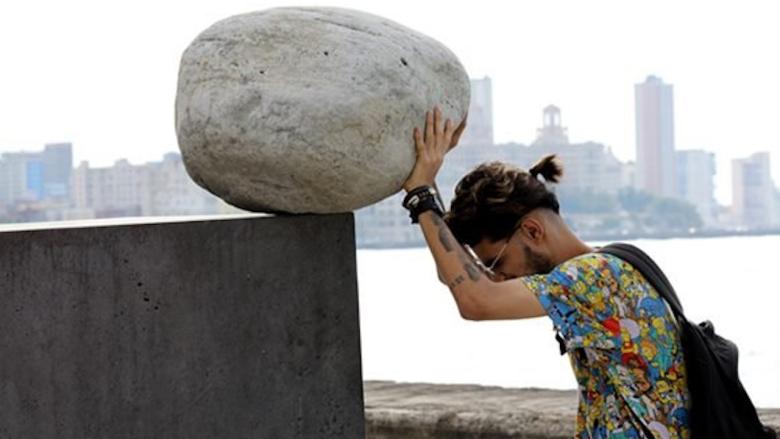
[0,213,364,438]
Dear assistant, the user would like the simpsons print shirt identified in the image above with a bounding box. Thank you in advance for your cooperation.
[521,252,691,439]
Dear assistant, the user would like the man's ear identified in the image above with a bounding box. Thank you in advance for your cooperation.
[520,216,544,243]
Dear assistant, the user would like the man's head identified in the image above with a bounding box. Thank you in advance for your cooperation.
[443,154,576,280]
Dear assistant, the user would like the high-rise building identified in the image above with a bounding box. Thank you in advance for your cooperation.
[41,143,73,199]
[0,152,39,204]
[732,152,776,229]
[0,142,73,205]
[457,76,493,147]
[676,150,717,226]
[635,75,677,198]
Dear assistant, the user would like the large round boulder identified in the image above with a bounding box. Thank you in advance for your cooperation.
[175,7,470,213]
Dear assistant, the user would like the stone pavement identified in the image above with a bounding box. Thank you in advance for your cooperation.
[364,380,780,438]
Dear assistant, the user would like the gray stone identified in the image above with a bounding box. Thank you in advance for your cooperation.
[175,7,470,213]
[0,214,365,438]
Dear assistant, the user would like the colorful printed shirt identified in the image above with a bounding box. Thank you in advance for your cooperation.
[521,252,691,438]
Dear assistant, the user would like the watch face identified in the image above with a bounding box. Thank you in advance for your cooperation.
[409,195,420,207]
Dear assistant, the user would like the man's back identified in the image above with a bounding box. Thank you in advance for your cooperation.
[521,252,691,438]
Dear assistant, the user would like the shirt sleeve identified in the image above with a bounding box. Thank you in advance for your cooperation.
[521,254,623,351]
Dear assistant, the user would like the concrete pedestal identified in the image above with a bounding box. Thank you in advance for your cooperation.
[0,213,364,438]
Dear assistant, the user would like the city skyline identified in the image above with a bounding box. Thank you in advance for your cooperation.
[3,102,776,214]
[1,131,776,242]
[4,98,774,212]
[354,76,778,248]
[0,145,225,224]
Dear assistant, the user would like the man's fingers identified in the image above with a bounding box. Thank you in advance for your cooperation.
[455,122,466,136]
[444,118,454,134]
[434,106,444,136]
[450,115,467,146]
[425,110,434,145]
[414,127,425,153]
[453,112,468,137]
[454,116,467,135]
[442,119,454,152]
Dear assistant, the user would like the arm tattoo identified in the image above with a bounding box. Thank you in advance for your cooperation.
[458,251,482,282]
[427,212,481,283]
[464,262,482,281]
[431,214,454,252]
[438,226,455,253]
[448,274,466,289]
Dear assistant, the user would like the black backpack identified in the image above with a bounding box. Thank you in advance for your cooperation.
[593,243,777,439]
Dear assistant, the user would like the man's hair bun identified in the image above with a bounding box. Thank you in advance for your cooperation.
[529,154,564,183]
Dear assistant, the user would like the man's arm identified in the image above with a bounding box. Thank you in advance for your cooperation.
[419,210,546,320]
[403,106,545,321]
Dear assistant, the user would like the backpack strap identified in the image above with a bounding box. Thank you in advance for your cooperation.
[597,243,687,438]
[597,243,687,322]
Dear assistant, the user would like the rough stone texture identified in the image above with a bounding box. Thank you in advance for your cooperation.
[175,7,470,214]
[364,381,780,439]
[0,214,365,438]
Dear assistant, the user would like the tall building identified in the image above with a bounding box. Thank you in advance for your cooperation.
[732,152,776,229]
[41,143,73,199]
[676,150,717,226]
[457,76,494,147]
[0,152,40,204]
[0,143,73,205]
[635,75,677,198]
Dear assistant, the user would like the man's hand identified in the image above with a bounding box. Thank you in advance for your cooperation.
[402,106,467,192]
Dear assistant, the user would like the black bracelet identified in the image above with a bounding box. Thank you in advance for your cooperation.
[407,198,444,224]
[402,185,431,207]
[402,185,445,224]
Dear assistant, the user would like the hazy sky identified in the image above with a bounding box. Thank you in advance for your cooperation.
[1,0,778,204]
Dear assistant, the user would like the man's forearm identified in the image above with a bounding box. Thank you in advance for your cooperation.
[417,210,489,318]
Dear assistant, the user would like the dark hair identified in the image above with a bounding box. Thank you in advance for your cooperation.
[443,154,563,246]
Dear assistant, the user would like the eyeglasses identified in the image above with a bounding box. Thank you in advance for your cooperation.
[463,243,496,279]
[462,213,530,280]
[463,238,515,282]
[486,225,521,271]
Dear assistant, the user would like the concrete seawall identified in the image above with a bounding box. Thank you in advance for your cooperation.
[365,381,780,438]
[0,214,365,438]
